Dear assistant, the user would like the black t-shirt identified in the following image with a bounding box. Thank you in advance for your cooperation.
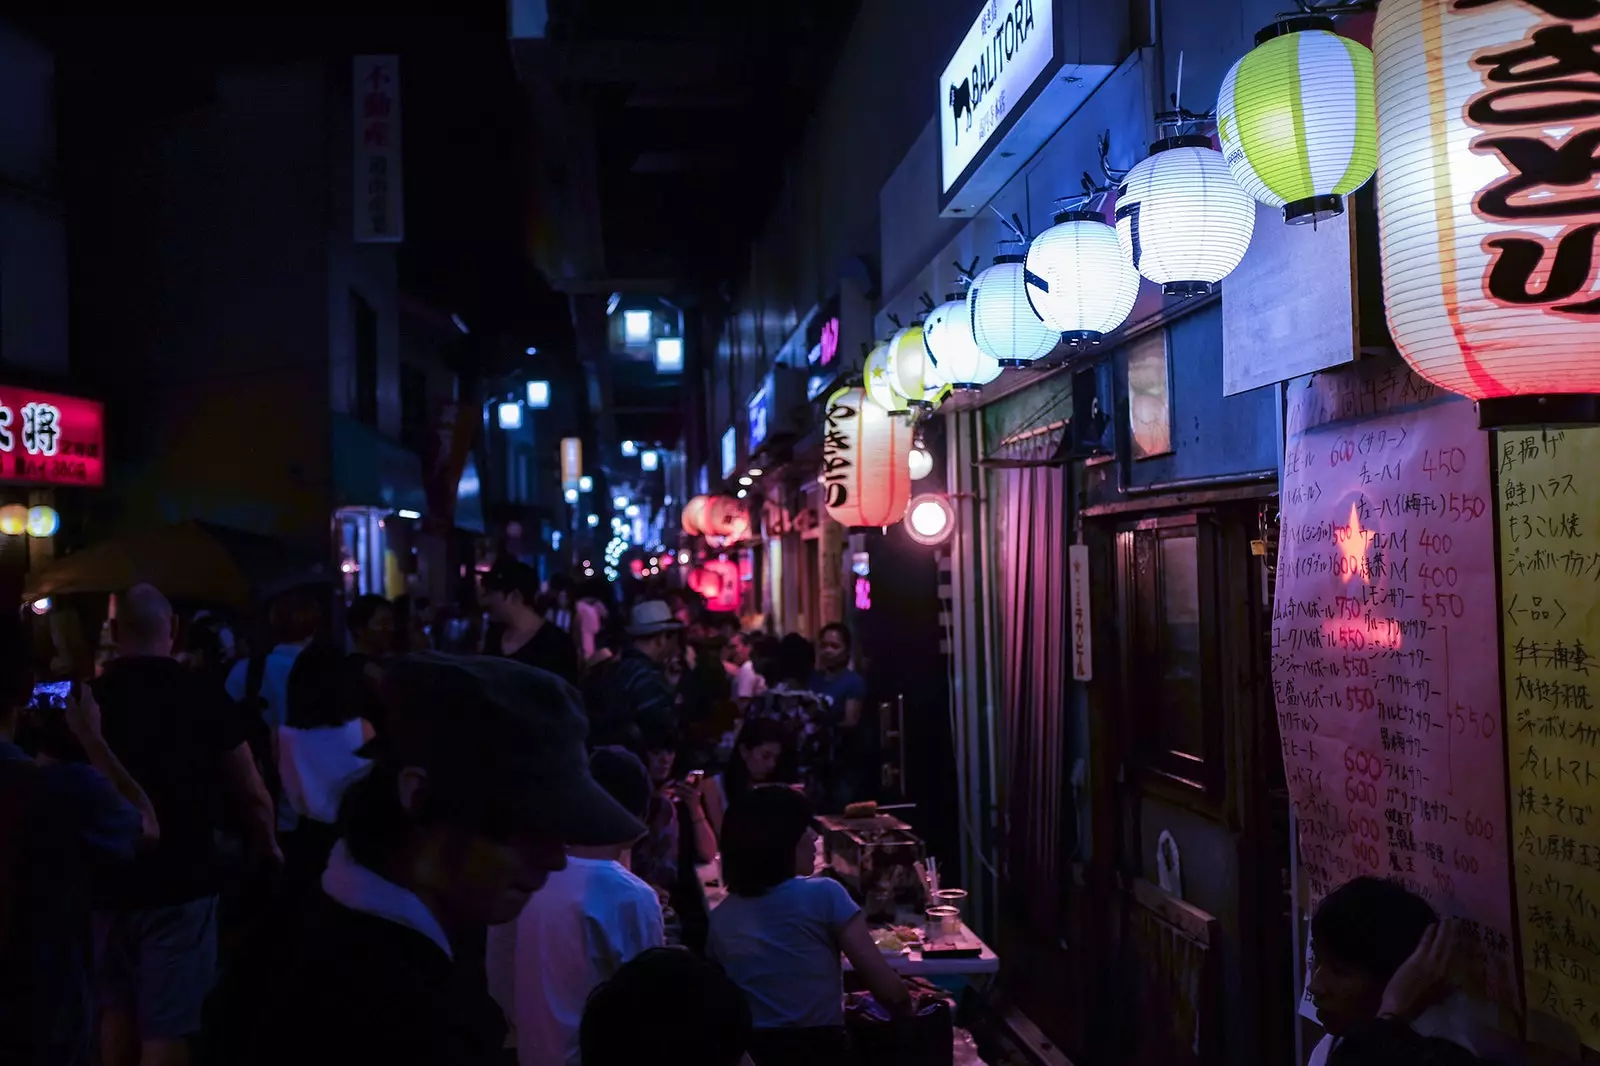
[486,619,579,685]
[93,656,248,909]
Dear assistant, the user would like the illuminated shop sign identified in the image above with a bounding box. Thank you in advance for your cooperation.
[0,387,105,487]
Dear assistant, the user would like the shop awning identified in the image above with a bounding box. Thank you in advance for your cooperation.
[331,415,428,515]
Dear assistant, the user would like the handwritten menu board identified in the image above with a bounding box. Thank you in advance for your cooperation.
[1497,427,1600,1049]
[1274,362,1516,1003]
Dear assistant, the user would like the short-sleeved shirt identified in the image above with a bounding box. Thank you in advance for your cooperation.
[95,656,250,908]
[809,670,867,715]
[487,621,580,686]
[707,876,861,1029]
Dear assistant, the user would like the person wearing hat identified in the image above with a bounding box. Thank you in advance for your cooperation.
[583,601,682,753]
[210,654,646,1066]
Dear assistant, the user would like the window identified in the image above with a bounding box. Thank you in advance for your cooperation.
[352,290,378,427]
[1117,514,1223,797]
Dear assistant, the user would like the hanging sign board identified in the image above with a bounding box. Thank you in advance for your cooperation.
[560,437,582,489]
[0,387,105,488]
[1272,360,1516,1007]
[1497,427,1600,1050]
[1069,542,1092,681]
[353,55,404,243]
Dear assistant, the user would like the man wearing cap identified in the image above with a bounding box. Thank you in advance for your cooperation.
[213,654,645,1066]
[584,600,682,753]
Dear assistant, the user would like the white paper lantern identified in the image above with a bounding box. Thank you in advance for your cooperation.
[822,386,912,528]
[863,340,909,416]
[1115,136,1256,296]
[908,441,934,481]
[1217,17,1377,225]
[968,252,1059,367]
[1375,0,1600,423]
[1024,209,1141,346]
[924,291,1002,389]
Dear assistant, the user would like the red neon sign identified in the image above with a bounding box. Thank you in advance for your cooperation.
[0,387,105,488]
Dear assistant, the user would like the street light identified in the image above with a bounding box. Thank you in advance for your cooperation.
[497,402,522,429]
[613,495,629,509]
[654,336,684,373]
[622,440,638,457]
[640,450,659,472]
[526,380,550,408]
[586,514,599,528]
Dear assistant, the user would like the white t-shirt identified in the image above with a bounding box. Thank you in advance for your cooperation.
[734,659,767,700]
[707,876,860,1030]
[485,856,665,1066]
[277,720,369,825]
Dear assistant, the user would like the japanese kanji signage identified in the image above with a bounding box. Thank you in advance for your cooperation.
[1069,542,1092,681]
[353,55,404,243]
[0,387,105,488]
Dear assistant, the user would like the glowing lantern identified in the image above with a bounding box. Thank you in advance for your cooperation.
[904,493,956,547]
[909,442,934,481]
[25,506,58,538]
[1116,136,1256,296]
[687,558,741,612]
[0,505,27,536]
[1024,209,1141,346]
[885,324,950,410]
[1374,0,1600,424]
[680,495,709,537]
[969,249,1059,367]
[701,496,748,539]
[822,386,912,528]
[1216,17,1377,224]
[863,339,908,415]
[924,290,1002,390]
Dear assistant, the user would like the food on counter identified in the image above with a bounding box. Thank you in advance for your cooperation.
[872,929,908,954]
[843,800,879,819]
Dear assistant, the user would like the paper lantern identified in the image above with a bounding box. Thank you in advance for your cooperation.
[822,386,912,528]
[1375,0,1600,425]
[863,340,909,416]
[909,443,934,481]
[0,505,26,536]
[687,558,740,612]
[968,252,1059,367]
[924,291,1002,390]
[885,324,933,409]
[1217,17,1376,224]
[1116,136,1256,296]
[701,496,748,539]
[25,506,58,538]
[680,495,709,537]
[1024,210,1141,346]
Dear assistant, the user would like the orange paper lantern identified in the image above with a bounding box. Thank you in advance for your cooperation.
[701,496,748,539]
[681,495,709,536]
[821,386,912,528]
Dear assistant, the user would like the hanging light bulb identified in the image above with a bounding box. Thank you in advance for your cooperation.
[1217,17,1376,225]
[968,246,1058,367]
[1025,208,1141,348]
[924,288,1002,390]
[863,339,908,415]
[908,434,934,481]
[1116,136,1256,296]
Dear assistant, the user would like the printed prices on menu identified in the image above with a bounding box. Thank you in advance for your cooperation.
[1273,363,1516,1003]
[1498,427,1600,1050]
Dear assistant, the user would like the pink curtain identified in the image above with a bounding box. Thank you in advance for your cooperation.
[994,452,1069,938]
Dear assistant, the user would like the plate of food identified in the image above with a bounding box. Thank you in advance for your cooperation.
[872,929,911,956]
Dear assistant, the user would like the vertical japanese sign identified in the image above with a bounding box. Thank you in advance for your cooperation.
[353,55,403,243]
[1497,427,1600,1049]
[1069,542,1092,681]
[560,437,582,490]
[1272,361,1516,1004]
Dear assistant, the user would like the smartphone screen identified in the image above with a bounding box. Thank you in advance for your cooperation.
[31,680,72,710]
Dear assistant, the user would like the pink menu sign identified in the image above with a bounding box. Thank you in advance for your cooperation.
[1274,362,1516,1004]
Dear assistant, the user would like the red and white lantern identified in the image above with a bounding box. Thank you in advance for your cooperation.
[1375,0,1600,425]
[681,495,709,536]
[700,496,748,539]
[822,386,912,528]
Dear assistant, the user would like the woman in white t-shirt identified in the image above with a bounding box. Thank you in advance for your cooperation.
[707,787,912,1065]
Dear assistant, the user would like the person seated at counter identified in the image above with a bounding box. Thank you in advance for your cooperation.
[703,716,793,841]
[1308,877,1518,1065]
[707,787,912,1066]
[581,947,755,1066]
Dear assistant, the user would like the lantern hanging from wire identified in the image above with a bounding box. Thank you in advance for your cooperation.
[1025,208,1141,347]
[1116,135,1256,296]
[968,246,1059,367]
[863,339,909,416]
[1374,0,1600,425]
[700,496,748,539]
[822,386,912,528]
[1216,17,1376,225]
[924,288,1002,390]
[680,495,709,537]
[885,323,951,411]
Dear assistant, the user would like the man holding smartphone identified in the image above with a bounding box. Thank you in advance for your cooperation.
[0,626,157,1066]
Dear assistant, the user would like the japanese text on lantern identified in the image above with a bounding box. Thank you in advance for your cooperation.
[1272,364,1515,1003]
[1498,427,1600,1049]
[821,395,855,510]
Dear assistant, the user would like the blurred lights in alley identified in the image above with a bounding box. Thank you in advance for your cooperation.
[526,381,551,409]
[584,567,595,577]
[748,468,763,477]
[587,514,599,527]
[623,310,652,344]
[497,402,523,430]
[525,346,538,356]
[654,337,684,373]
[738,475,753,486]
[25,506,59,538]
[564,488,579,504]
[678,551,690,565]
[736,489,748,499]
[625,504,640,517]
[622,440,638,457]
[0,506,27,536]
[578,475,594,493]
[640,450,659,471]
[30,597,50,616]
[613,495,629,509]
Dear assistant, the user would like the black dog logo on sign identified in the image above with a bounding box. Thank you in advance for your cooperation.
[949,78,972,145]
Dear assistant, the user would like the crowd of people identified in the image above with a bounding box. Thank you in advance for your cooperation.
[0,558,926,1066]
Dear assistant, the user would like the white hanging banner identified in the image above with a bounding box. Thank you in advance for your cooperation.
[1069,542,1092,681]
[353,55,404,243]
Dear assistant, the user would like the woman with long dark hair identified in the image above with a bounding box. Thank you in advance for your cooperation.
[702,716,792,841]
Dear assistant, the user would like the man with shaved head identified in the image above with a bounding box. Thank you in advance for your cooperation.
[93,584,279,1066]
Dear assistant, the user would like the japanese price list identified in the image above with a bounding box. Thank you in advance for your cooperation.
[1498,427,1600,1050]
[1273,386,1516,1003]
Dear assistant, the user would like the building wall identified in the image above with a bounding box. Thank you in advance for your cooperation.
[0,23,66,379]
